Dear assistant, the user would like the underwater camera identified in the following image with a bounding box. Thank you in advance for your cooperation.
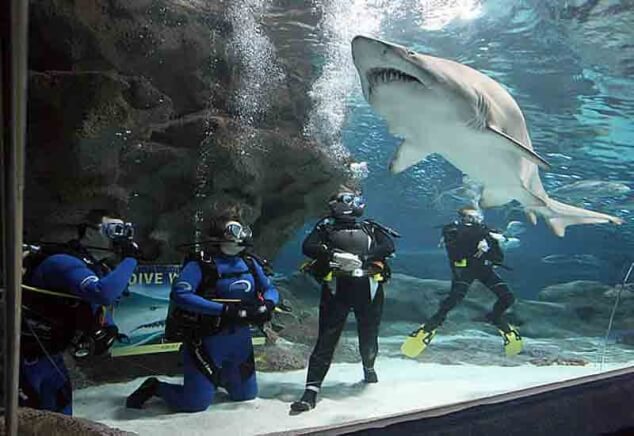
[70,325,119,359]
[100,221,135,241]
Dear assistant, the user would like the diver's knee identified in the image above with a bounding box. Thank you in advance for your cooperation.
[502,292,515,306]
[177,388,215,412]
[229,377,258,401]
[180,396,213,413]
[182,404,210,413]
[231,391,257,401]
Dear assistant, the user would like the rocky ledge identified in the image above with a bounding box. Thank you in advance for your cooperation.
[25,0,354,261]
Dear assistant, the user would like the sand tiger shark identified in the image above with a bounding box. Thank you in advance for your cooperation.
[351,35,623,237]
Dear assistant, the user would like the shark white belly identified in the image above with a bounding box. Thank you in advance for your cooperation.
[372,83,526,206]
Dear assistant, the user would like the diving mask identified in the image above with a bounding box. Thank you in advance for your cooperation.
[224,221,252,242]
[329,192,366,218]
[459,209,484,225]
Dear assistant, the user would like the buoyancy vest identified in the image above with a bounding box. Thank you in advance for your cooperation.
[301,219,393,284]
[442,222,504,268]
[164,251,267,341]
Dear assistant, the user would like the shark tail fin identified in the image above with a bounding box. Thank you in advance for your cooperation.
[539,198,624,237]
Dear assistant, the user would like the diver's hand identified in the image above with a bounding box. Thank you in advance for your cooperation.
[222,302,250,321]
[488,232,506,242]
[318,244,331,258]
[250,299,276,324]
[115,240,143,260]
[331,251,363,272]
[222,300,275,325]
[474,239,490,258]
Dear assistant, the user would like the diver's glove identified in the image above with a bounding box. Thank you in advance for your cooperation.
[331,251,363,272]
[317,243,331,258]
[250,299,276,325]
[488,232,506,242]
[222,300,275,325]
[222,302,250,322]
[474,239,490,258]
[114,240,143,260]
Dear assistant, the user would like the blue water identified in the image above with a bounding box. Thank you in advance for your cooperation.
[273,0,633,299]
[64,3,634,428]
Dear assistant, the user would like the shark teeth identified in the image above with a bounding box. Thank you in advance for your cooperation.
[367,68,419,88]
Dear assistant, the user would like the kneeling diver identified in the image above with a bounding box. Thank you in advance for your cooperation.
[126,211,279,412]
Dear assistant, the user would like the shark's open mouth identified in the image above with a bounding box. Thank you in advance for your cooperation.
[367,68,420,88]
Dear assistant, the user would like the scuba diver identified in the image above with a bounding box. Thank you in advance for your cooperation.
[126,211,279,412]
[291,190,398,413]
[401,206,522,359]
[20,209,141,415]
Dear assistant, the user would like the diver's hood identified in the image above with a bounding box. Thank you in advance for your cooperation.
[220,241,246,256]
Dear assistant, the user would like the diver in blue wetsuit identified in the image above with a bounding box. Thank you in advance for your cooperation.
[126,212,279,412]
[20,209,141,415]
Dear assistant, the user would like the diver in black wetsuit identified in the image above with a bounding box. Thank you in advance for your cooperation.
[291,190,398,413]
[406,207,522,357]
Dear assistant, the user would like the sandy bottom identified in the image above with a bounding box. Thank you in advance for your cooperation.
[73,346,632,436]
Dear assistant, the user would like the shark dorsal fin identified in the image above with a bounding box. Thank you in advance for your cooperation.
[487,124,552,170]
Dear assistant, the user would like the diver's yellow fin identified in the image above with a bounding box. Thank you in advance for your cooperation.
[401,325,436,358]
[500,326,523,357]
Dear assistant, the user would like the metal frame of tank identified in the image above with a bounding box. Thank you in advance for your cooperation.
[1,2,633,436]
[1,0,28,435]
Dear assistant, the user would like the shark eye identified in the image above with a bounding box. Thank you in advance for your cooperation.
[407,50,416,56]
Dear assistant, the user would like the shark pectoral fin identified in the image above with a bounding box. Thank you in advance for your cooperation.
[389,139,430,174]
[487,124,552,171]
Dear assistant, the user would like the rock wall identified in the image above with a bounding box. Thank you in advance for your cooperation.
[25,0,353,261]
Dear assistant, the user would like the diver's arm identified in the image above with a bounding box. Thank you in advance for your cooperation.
[170,261,224,315]
[40,254,137,306]
[367,224,395,260]
[302,223,330,259]
[482,226,504,264]
[253,260,279,305]
[442,224,467,261]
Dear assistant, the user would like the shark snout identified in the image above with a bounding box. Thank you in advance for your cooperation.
[351,35,374,52]
[351,35,395,65]
[351,35,421,79]
[352,35,432,97]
